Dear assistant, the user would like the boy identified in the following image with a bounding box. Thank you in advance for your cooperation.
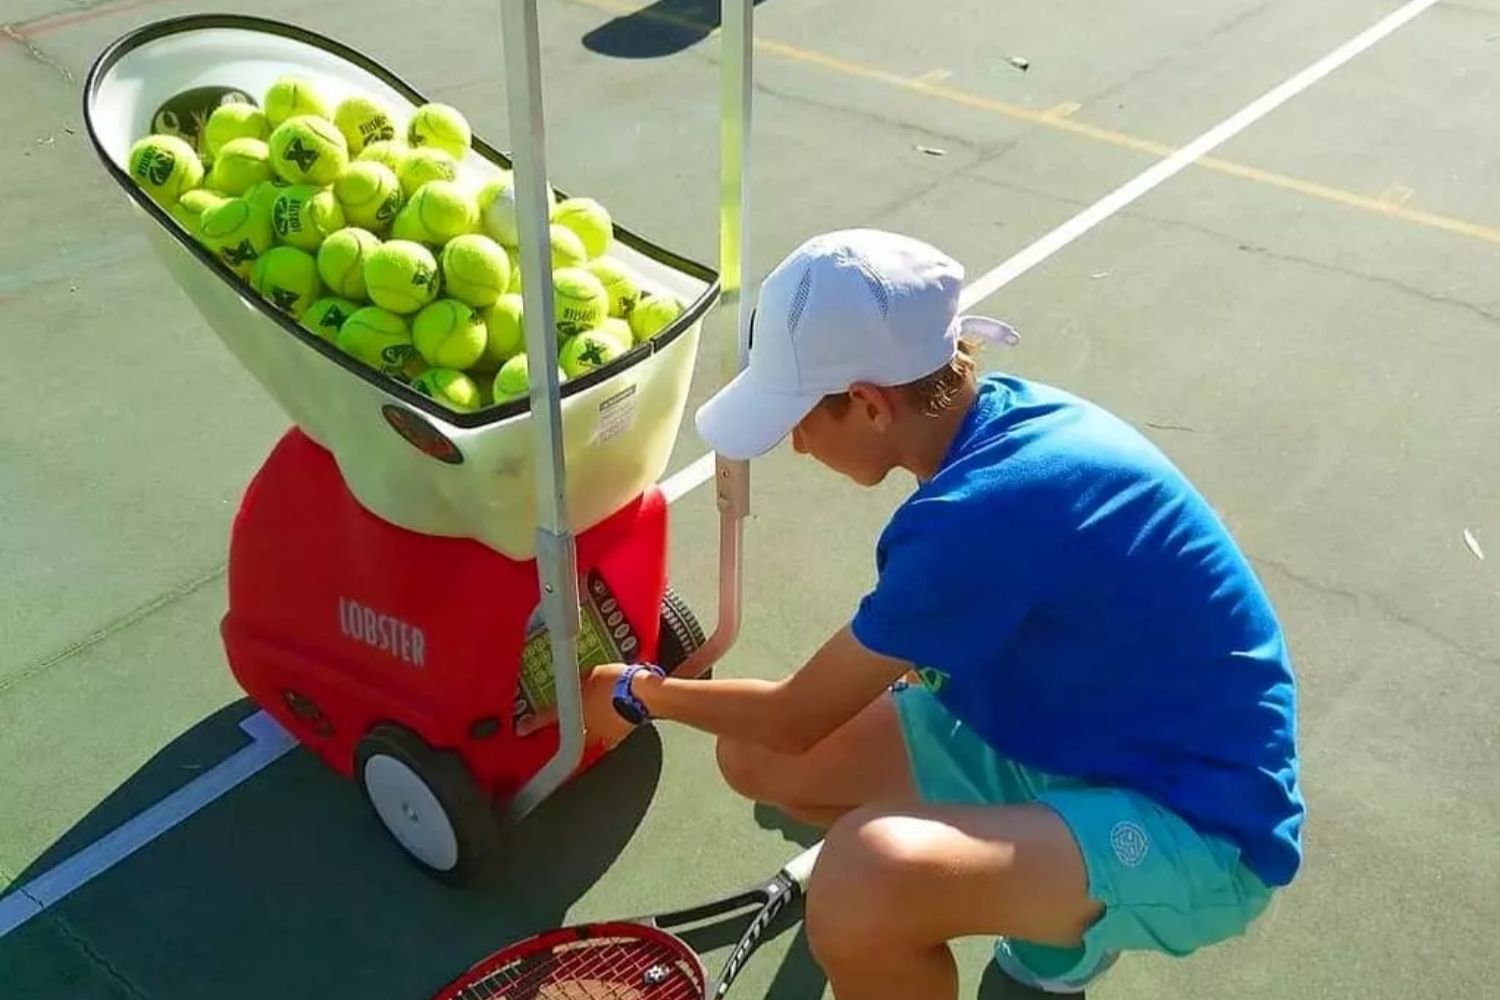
[581,229,1304,997]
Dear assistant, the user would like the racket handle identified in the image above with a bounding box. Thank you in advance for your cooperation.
[783,841,823,889]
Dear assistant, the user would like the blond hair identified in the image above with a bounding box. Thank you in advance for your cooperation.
[820,338,979,418]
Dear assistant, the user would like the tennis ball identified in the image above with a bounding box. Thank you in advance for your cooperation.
[493,352,563,402]
[477,172,557,247]
[397,147,458,197]
[336,306,413,375]
[317,227,381,299]
[479,293,524,369]
[300,296,361,341]
[264,75,331,128]
[583,257,641,318]
[551,197,612,259]
[411,368,481,412]
[333,95,396,155]
[391,180,478,245]
[251,246,322,315]
[505,246,523,293]
[598,317,634,352]
[268,115,348,186]
[552,267,610,339]
[245,179,288,216]
[128,134,204,206]
[169,188,229,236]
[198,198,274,277]
[207,137,272,196]
[629,293,684,343]
[549,224,588,270]
[439,233,510,308]
[559,329,626,378]
[203,103,269,159]
[412,298,487,369]
[364,239,440,314]
[271,185,346,250]
[407,103,471,160]
[332,161,403,232]
[359,139,410,174]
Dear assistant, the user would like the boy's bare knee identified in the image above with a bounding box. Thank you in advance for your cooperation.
[715,737,773,802]
[807,808,935,964]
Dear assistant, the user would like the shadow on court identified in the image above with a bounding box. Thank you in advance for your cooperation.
[0,702,666,999]
[582,0,775,59]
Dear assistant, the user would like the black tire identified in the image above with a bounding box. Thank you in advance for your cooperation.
[658,585,707,676]
[355,724,501,886]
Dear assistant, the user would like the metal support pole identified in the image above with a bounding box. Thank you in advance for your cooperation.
[501,0,584,823]
[678,0,754,680]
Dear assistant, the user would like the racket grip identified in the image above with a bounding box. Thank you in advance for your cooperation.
[783,842,823,889]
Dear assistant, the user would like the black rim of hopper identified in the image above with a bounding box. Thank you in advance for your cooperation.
[83,12,723,431]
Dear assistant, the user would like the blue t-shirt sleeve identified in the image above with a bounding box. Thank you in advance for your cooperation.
[850,495,1051,670]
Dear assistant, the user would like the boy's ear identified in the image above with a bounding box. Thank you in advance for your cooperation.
[847,381,897,430]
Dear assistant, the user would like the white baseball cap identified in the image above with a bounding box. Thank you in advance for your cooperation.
[694,229,1019,460]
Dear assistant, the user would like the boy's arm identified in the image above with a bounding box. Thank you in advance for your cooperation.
[588,625,909,753]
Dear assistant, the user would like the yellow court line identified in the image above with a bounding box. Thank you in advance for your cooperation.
[570,0,1500,248]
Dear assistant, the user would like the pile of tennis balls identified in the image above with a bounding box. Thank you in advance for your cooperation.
[125,75,687,413]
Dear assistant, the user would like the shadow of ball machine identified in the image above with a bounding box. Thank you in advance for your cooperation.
[82,2,759,884]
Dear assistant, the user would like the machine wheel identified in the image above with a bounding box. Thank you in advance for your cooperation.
[658,585,707,676]
[355,724,501,885]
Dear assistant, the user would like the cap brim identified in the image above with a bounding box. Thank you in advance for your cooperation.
[694,370,823,461]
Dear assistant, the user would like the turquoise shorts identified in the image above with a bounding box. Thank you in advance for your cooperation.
[893,683,1274,980]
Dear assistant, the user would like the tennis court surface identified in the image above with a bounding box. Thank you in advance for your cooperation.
[3,0,1497,997]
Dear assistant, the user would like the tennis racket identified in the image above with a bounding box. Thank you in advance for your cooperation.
[429,842,822,999]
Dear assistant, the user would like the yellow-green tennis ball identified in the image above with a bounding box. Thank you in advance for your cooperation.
[407,102,471,160]
[438,233,510,308]
[332,161,403,232]
[244,179,288,216]
[397,146,458,197]
[300,296,361,342]
[364,239,440,314]
[598,317,633,353]
[358,139,410,174]
[493,352,563,402]
[583,257,642,318]
[268,115,348,186]
[412,298,487,369]
[129,134,204,206]
[479,293,524,369]
[629,293,684,343]
[551,197,612,259]
[271,185,346,251]
[411,368,481,412]
[336,306,413,375]
[251,246,322,314]
[207,137,271,196]
[478,172,555,247]
[169,188,229,236]
[559,330,626,378]
[504,247,524,293]
[264,75,331,128]
[552,267,610,340]
[317,227,381,299]
[333,95,396,155]
[549,224,588,271]
[198,198,274,277]
[203,103,269,160]
[391,180,478,245]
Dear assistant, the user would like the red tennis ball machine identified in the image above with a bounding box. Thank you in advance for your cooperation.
[84,9,757,883]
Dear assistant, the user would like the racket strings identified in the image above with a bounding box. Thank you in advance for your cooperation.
[458,933,700,1000]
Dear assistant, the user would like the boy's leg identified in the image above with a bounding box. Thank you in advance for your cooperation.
[806,803,1101,1000]
[715,689,915,826]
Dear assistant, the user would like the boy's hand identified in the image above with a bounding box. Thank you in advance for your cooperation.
[582,662,637,748]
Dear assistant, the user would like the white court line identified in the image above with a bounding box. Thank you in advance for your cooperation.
[0,0,1437,942]
[0,712,295,938]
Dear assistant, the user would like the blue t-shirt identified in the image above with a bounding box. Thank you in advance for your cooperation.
[852,374,1304,886]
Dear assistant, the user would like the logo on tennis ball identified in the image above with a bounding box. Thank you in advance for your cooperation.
[576,339,607,367]
[271,287,300,311]
[142,149,176,186]
[376,193,400,223]
[380,404,462,465]
[324,305,349,328]
[281,137,319,174]
[915,667,949,693]
[411,266,436,289]
[379,343,413,366]
[221,240,257,267]
[272,199,296,236]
